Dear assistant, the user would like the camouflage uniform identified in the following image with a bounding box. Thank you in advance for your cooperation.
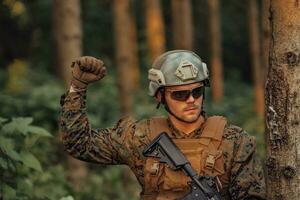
[59,90,266,200]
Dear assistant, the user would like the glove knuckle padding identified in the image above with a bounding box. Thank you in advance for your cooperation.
[70,56,106,88]
[87,58,92,67]
[94,66,100,75]
[84,56,89,65]
[77,59,82,66]
[97,67,105,77]
[91,65,97,72]
[86,65,92,72]
[71,61,76,68]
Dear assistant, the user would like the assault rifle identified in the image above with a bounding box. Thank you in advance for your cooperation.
[143,132,221,200]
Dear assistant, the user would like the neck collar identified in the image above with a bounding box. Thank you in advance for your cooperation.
[166,116,206,139]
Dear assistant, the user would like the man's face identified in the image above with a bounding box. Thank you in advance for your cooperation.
[164,82,204,123]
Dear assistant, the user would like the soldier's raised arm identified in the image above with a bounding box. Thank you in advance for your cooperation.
[59,56,135,165]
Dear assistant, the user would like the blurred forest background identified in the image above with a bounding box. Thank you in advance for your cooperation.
[0,0,270,199]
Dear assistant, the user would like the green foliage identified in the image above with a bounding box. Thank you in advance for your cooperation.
[0,74,63,132]
[76,166,139,200]
[60,196,74,200]
[87,75,121,128]
[0,116,75,200]
[0,70,142,199]
[0,117,44,198]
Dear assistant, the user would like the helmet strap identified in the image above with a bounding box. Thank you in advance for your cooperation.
[156,102,161,109]
[201,87,206,115]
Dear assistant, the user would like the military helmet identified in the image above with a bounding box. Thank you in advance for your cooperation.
[148,50,209,96]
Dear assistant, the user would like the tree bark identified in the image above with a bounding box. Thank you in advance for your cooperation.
[248,0,265,116]
[262,0,270,81]
[113,0,139,115]
[208,0,223,102]
[171,0,193,50]
[265,1,300,199]
[129,10,140,90]
[145,0,166,61]
[53,0,82,85]
[53,0,87,192]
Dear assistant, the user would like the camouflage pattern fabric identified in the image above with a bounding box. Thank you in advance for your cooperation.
[59,90,266,200]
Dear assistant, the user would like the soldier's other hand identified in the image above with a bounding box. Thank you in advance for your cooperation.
[71,56,107,89]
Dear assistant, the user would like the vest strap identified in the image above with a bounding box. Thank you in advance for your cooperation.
[149,117,169,140]
[201,116,227,141]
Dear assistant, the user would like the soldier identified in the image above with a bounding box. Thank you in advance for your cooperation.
[59,50,266,200]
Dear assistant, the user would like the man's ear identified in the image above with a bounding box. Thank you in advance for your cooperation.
[155,91,162,102]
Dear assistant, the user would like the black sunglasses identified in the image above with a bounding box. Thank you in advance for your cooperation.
[167,86,205,101]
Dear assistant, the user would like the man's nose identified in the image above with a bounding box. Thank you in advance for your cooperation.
[186,93,195,103]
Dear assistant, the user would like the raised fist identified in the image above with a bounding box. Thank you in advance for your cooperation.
[71,56,107,88]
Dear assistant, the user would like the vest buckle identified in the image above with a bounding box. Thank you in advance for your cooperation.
[205,154,216,170]
[150,162,160,175]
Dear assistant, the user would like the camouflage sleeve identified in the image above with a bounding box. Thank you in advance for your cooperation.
[59,90,136,165]
[227,126,266,200]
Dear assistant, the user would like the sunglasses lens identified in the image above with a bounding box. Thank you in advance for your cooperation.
[192,87,204,99]
[171,90,190,101]
[170,86,204,101]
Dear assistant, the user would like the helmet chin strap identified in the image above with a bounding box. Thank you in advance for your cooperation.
[158,88,205,124]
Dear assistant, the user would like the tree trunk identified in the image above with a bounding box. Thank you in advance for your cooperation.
[53,0,87,192]
[262,0,270,81]
[53,0,82,85]
[113,0,140,192]
[265,1,300,199]
[248,0,265,116]
[171,0,193,50]
[145,0,166,61]
[208,0,223,102]
[129,10,140,90]
[113,0,139,116]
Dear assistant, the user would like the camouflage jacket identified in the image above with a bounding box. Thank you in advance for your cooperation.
[59,90,266,200]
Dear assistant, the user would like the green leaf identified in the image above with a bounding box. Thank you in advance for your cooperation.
[3,184,16,199]
[15,117,33,125]
[0,137,21,162]
[0,137,14,151]
[27,125,52,137]
[0,137,15,153]
[20,151,42,172]
[0,117,8,124]
[2,117,33,135]
[6,149,21,161]
[0,157,8,169]
[17,178,33,196]
[60,196,74,200]
[24,134,40,148]
[2,117,52,137]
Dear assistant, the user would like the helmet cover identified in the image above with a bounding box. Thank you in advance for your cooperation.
[148,50,209,96]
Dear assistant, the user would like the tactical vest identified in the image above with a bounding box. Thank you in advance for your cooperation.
[141,116,228,200]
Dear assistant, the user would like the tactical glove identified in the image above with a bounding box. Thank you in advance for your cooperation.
[71,56,107,89]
